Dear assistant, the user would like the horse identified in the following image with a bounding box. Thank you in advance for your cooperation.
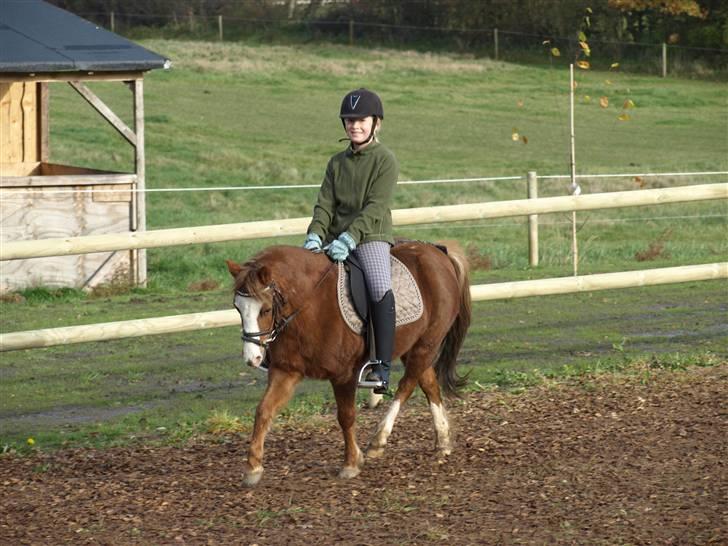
[225,240,471,486]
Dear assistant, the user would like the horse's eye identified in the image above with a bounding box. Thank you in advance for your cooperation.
[260,307,271,317]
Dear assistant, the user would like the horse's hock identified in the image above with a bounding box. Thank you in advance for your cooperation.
[0,2,168,293]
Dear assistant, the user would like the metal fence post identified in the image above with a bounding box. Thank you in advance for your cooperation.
[218,15,223,41]
[662,42,667,77]
[527,170,539,267]
[349,19,354,46]
[110,11,115,32]
[494,28,499,60]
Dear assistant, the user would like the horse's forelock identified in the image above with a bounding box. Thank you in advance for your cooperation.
[233,260,271,300]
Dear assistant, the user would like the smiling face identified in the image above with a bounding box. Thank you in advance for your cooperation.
[344,116,378,149]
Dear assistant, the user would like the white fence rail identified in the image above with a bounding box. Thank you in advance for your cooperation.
[1,263,725,351]
[1,182,726,352]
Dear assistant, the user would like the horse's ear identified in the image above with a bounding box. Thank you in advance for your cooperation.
[256,265,272,286]
[226,259,242,277]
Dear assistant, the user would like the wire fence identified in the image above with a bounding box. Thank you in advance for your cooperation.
[76,12,728,79]
[1,171,726,196]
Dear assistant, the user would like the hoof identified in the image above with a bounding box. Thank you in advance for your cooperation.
[243,466,264,487]
[366,446,385,459]
[438,447,452,457]
[367,391,383,409]
[338,466,361,479]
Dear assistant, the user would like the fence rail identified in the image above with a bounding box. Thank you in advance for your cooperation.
[2,182,725,352]
[1,263,725,352]
[2,183,725,261]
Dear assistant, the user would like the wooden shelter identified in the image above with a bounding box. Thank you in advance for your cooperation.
[0,0,168,292]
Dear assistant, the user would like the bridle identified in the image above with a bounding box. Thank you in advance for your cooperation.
[235,282,291,348]
[234,261,335,349]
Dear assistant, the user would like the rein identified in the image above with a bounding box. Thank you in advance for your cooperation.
[235,261,336,348]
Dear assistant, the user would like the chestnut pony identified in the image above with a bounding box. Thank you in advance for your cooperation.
[226,241,471,486]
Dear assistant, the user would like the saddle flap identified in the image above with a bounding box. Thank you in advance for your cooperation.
[345,254,369,323]
[337,256,423,334]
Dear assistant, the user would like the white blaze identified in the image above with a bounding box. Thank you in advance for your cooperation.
[234,293,264,366]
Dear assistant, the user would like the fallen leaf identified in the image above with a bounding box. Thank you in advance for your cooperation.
[623,99,636,109]
[618,113,631,121]
[610,62,620,70]
[599,96,609,108]
[521,135,528,144]
[551,47,561,57]
[576,60,590,70]
[511,129,520,141]
[517,99,524,108]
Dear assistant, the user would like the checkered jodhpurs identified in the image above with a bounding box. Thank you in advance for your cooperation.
[353,241,392,302]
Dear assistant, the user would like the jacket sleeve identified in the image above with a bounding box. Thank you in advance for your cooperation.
[307,160,335,240]
[346,153,399,244]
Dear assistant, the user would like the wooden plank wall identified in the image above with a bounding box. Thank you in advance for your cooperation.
[0,82,40,165]
[0,183,134,293]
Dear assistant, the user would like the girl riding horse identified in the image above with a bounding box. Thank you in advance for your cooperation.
[303,88,397,394]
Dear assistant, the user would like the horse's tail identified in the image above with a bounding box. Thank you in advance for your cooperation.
[434,241,472,397]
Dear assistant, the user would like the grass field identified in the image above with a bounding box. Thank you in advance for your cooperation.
[1,40,726,453]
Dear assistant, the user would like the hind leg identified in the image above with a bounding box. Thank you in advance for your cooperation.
[418,366,453,456]
[366,350,428,458]
[331,380,364,479]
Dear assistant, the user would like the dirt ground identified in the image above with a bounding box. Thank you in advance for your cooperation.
[1,364,726,546]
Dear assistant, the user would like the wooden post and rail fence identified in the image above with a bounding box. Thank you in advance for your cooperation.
[1,182,726,351]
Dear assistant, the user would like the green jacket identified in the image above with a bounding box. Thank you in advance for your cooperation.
[307,141,398,245]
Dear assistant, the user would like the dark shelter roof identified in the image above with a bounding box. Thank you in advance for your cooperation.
[0,0,168,73]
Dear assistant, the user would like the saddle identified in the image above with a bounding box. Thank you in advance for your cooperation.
[337,253,424,335]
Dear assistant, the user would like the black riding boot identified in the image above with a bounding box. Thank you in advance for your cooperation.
[365,289,395,394]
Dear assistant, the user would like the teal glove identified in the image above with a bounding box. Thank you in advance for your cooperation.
[303,232,323,253]
[325,232,356,262]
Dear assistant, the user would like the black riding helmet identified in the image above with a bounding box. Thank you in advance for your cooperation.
[340,88,384,120]
[339,88,383,147]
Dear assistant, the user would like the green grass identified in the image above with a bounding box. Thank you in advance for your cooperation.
[39,40,727,291]
[1,39,726,453]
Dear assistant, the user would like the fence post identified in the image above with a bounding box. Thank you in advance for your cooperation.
[494,28,499,60]
[110,11,115,32]
[662,42,667,77]
[527,170,539,267]
[218,15,223,41]
[349,19,354,46]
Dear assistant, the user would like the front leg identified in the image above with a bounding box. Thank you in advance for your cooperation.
[244,368,301,487]
[331,380,364,479]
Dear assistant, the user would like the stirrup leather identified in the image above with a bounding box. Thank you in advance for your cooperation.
[357,360,385,389]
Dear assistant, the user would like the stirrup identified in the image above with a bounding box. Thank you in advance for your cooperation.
[357,360,385,389]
